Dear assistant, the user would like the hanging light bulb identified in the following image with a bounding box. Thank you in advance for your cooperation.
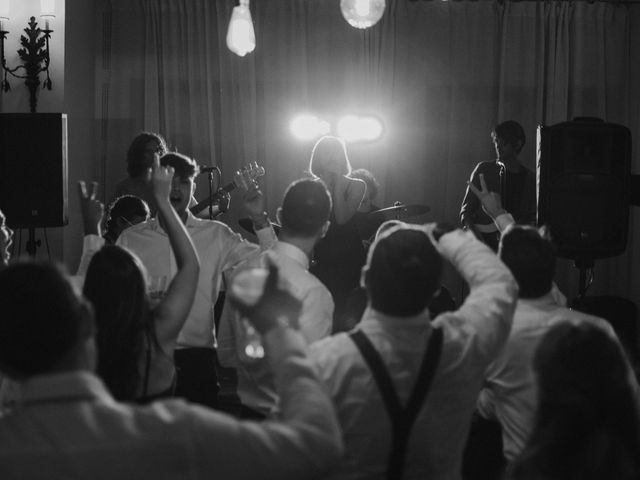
[226,0,255,57]
[340,0,386,30]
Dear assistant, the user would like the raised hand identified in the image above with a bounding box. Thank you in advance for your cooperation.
[230,258,302,335]
[77,180,104,236]
[467,173,506,220]
[151,154,175,204]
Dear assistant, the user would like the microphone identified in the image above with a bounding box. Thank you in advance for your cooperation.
[199,165,221,174]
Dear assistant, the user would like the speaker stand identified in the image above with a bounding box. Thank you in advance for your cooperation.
[574,257,595,299]
[26,227,41,257]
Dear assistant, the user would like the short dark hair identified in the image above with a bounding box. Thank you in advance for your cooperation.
[0,261,90,379]
[350,168,379,200]
[280,179,332,237]
[126,132,168,178]
[499,225,555,299]
[492,120,526,153]
[105,195,150,239]
[160,152,199,179]
[364,225,442,317]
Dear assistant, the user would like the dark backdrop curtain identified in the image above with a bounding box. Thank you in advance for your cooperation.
[96,0,640,306]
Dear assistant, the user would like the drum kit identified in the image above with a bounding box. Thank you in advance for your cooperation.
[238,202,429,237]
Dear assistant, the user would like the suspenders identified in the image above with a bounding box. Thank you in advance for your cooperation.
[349,327,444,480]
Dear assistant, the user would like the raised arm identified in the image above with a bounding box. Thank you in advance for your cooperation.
[430,227,518,361]
[152,156,200,352]
[332,176,365,225]
[75,181,105,280]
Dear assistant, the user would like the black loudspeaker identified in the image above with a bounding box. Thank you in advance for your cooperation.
[0,113,68,228]
[537,118,631,260]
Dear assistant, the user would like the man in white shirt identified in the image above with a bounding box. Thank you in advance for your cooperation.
[218,178,334,418]
[117,153,276,408]
[310,222,518,479]
[468,174,614,463]
[0,261,342,480]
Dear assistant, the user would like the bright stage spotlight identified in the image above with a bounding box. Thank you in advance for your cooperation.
[337,115,384,143]
[290,115,331,141]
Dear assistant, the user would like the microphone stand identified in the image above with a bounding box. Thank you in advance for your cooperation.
[202,166,221,220]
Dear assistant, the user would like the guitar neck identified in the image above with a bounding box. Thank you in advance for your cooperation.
[189,181,238,216]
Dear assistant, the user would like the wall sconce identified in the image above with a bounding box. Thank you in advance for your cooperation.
[0,0,55,113]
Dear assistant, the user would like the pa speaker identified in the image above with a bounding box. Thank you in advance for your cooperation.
[0,113,68,228]
[537,118,631,259]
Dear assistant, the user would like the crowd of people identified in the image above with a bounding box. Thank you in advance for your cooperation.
[0,124,638,479]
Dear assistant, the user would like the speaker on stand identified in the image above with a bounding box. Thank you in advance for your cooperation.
[0,113,68,257]
[537,117,637,359]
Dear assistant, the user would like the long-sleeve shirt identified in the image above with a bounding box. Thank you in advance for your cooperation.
[117,212,275,348]
[477,294,616,461]
[310,229,518,480]
[0,327,343,480]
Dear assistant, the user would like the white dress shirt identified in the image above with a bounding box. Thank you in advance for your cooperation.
[310,229,518,480]
[476,294,615,461]
[218,240,334,416]
[0,328,343,480]
[117,212,275,348]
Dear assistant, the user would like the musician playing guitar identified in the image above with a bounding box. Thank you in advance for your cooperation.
[459,120,536,251]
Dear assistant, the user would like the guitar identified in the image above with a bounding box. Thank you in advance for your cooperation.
[190,162,265,216]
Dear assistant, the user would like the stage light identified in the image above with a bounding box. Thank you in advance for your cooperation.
[337,115,383,142]
[290,115,331,141]
[226,0,255,57]
[340,0,386,29]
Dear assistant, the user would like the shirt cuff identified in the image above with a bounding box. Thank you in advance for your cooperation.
[493,213,515,233]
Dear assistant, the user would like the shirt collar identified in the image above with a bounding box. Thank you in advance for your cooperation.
[149,210,198,234]
[20,370,115,407]
[360,306,432,330]
[272,241,309,269]
[518,291,558,309]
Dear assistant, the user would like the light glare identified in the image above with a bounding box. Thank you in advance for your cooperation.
[290,115,330,141]
[337,115,383,143]
[226,1,255,57]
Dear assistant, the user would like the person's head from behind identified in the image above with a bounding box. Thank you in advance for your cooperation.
[499,225,555,299]
[309,135,352,180]
[350,168,379,210]
[104,195,150,244]
[363,225,442,317]
[160,152,199,216]
[83,245,151,400]
[535,322,635,423]
[278,178,332,240]
[0,208,14,267]
[126,132,168,179]
[0,261,95,380]
[492,120,525,159]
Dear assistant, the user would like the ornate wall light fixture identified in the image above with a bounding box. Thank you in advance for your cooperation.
[0,0,55,113]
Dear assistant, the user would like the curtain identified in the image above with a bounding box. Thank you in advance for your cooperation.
[97,0,640,306]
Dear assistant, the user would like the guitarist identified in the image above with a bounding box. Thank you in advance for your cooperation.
[459,120,536,251]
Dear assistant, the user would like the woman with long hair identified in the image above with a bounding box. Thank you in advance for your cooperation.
[83,155,199,402]
[308,136,366,332]
[509,321,640,480]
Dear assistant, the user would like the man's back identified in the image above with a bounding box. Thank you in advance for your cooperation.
[218,242,334,416]
[477,294,614,461]
[310,229,517,479]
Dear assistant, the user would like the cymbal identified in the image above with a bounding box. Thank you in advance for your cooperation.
[368,204,430,220]
[238,217,281,236]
